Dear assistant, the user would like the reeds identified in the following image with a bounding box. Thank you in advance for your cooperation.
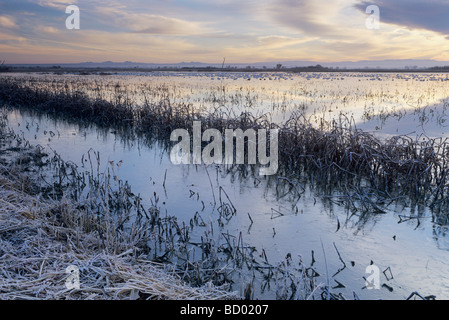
[0,182,237,300]
[0,107,321,299]
[0,75,447,299]
[1,76,448,219]
[0,119,238,300]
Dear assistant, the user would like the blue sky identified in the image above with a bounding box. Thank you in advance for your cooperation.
[1,0,449,63]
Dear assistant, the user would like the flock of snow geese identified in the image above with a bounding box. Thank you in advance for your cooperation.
[110,71,449,83]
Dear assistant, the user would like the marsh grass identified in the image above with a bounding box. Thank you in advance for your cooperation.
[0,75,448,299]
[0,107,324,300]
[1,77,449,221]
[0,177,238,300]
[0,114,242,300]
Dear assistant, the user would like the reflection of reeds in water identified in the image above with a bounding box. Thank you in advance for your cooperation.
[1,76,448,299]
[0,117,239,300]
[0,176,240,300]
[0,109,322,300]
[1,77,449,221]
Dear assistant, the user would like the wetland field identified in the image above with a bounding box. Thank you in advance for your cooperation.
[2,70,449,300]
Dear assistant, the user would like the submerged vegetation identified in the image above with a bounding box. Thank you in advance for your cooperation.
[0,102,322,300]
[1,76,449,221]
[0,112,242,299]
[0,73,447,300]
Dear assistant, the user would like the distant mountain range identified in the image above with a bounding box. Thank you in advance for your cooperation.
[8,59,449,70]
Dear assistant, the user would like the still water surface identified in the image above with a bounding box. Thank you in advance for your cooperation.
[4,71,449,299]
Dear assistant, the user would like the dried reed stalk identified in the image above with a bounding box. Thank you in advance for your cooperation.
[0,174,238,300]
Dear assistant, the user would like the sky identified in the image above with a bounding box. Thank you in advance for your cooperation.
[1,0,449,64]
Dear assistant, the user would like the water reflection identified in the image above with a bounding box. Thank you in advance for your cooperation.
[3,71,449,299]
[5,106,449,299]
[4,71,449,131]
[357,97,449,139]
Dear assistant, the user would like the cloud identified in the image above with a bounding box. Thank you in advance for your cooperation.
[354,0,449,35]
[264,0,354,38]
[0,31,27,43]
[2,0,449,63]
[3,30,202,63]
[0,16,18,28]
[257,35,313,48]
[35,0,77,10]
[125,14,207,35]
[90,4,214,35]
[38,26,59,34]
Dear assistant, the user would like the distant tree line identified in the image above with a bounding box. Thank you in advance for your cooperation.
[429,66,449,70]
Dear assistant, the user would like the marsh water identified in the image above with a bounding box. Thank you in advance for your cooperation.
[4,71,449,300]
